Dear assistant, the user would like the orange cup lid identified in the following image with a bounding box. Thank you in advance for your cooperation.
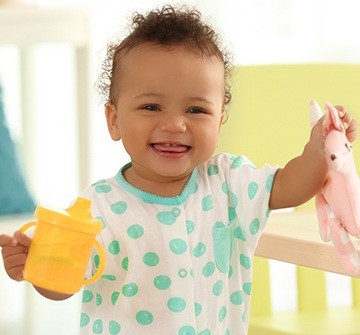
[34,197,102,234]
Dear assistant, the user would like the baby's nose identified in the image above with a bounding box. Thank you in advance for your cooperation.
[161,115,186,132]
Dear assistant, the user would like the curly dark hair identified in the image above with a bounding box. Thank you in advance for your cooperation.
[97,4,233,118]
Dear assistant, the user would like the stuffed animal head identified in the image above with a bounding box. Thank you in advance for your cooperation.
[323,102,353,173]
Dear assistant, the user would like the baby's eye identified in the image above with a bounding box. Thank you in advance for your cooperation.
[187,107,205,114]
[142,104,160,111]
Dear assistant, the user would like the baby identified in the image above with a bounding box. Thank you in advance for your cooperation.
[0,5,357,335]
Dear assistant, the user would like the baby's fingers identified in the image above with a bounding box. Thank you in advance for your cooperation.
[0,234,17,247]
[3,253,28,281]
[335,105,357,142]
[345,118,357,143]
[13,231,32,248]
[1,233,31,282]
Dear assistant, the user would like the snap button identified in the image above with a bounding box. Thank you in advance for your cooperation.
[178,268,187,278]
[171,207,181,217]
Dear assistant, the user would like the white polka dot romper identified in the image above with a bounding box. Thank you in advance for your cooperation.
[79,153,279,335]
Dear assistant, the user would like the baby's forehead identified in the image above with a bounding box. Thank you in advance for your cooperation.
[122,42,219,60]
[118,43,224,76]
[110,42,226,104]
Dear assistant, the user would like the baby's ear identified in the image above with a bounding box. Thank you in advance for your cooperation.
[105,102,121,141]
[323,102,344,134]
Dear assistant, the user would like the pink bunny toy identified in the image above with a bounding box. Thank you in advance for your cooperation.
[310,99,360,275]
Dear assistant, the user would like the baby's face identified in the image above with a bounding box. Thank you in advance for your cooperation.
[106,43,225,188]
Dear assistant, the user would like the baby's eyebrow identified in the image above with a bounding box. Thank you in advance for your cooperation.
[133,93,214,106]
[134,93,163,99]
[188,97,215,106]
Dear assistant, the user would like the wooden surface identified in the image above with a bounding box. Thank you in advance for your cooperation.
[256,211,360,278]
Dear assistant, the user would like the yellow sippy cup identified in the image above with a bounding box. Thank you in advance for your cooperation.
[19,197,106,294]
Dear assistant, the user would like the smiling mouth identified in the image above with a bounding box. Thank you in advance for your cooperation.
[150,143,191,157]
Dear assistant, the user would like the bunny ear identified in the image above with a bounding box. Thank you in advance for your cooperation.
[309,99,323,128]
[324,102,344,134]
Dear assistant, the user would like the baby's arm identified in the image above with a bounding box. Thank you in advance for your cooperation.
[269,106,357,210]
[0,231,72,301]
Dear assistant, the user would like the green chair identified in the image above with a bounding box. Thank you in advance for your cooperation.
[218,64,360,335]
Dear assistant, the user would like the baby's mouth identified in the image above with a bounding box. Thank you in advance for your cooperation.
[150,143,191,154]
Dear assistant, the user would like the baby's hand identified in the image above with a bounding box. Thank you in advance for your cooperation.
[310,104,357,157]
[0,231,31,281]
[335,105,357,143]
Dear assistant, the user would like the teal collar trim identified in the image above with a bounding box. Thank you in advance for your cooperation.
[114,163,199,205]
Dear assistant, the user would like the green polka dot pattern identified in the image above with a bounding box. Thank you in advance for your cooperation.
[78,154,277,334]
[154,275,171,290]
[136,310,153,325]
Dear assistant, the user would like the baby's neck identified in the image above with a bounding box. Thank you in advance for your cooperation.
[123,166,192,197]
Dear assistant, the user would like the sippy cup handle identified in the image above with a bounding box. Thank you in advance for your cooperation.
[19,221,37,234]
[83,240,106,286]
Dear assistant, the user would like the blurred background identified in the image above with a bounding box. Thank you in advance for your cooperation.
[1,0,360,334]
[2,0,360,206]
